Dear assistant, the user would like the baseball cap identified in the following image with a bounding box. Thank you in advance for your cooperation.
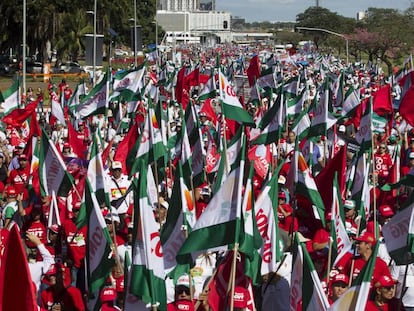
[278,175,286,185]
[388,135,397,143]
[49,224,60,234]
[19,154,28,161]
[278,191,286,199]
[343,199,356,209]
[354,232,376,245]
[63,142,71,149]
[111,161,122,170]
[332,273,349,286]
[17,142,26,149]
[375,275,398,288]
[338,125,346,133]
[198,111,207,117]
[379,205,394,218]
[6,186,16,197]
[410,152,414,159]
[158,197,169,209]
[100,287,117,302]
[233,286,249,309]
[176,274,191,288]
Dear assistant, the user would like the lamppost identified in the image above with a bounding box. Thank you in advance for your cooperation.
[86,2,97,86]
[23,0,27,94]
[296,26,349,66]
[133,0,137,68]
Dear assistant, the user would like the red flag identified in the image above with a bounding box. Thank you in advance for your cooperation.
[0,225,37,311]
[101,138,114,168]
[373,84,393,116]
[200,98,218,124]
[66,122,86,159]
[175,66,187,105]
[184,67,199,88]
[400,87,414,127]
[113,122,139,175]
[246,55,260,87]
[2,100,39,127]
[248,144,271,180]
[315,146,347,208]
[207,251,251,311]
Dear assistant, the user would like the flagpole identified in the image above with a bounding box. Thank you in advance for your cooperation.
[369,96,378,239]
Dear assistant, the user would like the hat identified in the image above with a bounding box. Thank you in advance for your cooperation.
[200,186,211,196]
[173,300,194,311]
[344,199,356,209]
[6,186,16,197]
[49,224,60,234]
[388,135,397,143]
[63,142,71,149]
[338,125,346,133]
[45,264,57,276]
[158,197,169,209]
[100,287,117,302]
[176,274,191,288]
[278,175,286,185]
[355,232,376,245]
[410,152,414,159]
[332,273,349,286]
[111,161,122,170]
[379,205,394,218]
[17,142,26,149]
[325,212,332,222]
[198,111,207,117]
[278,191,286,199]
[19,154,28,161]
[233,286,249,309]
[375,275,398,288]
[78,121,85,126]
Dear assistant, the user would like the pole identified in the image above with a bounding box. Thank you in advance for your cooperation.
[23,0,27,95]
[134,0,137,68]
[296,26,349,66]
[93,0,97,86]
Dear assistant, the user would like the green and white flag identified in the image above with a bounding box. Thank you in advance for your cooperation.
[291,109,311,141]
[0,79,20,115]
[287,88,307,120]
[84,184,115,310]
[110,66,145,102]
[372,112,387,133]
[329,242,379,310]
[252,92,283,145]
[219,70,255,126]
[198,73,216,101]
[355,99,373,152]
[38,130,73,197]
[341,86,360,118]
[77,71,109,118]
[130,165,167,310]
[309,79,337,138]
[291,233,329,311]
[177,135,245,256]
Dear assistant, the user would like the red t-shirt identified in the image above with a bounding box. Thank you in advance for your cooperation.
[41,286,85,311]
[23,221,47,248]
[374,153,393,179]
[62,219,86,268]
[7,166,30,200]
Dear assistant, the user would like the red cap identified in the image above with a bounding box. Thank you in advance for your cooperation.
[331,273,349,286]
[49,224,60,234]
[6,186,16,197]
[19,154,28,160]
[355,232,376,245]
[379,205,394,218]
[63,142,71,148]
[233,286,249,309]
[278,191,286,199]
[375,275,398,288]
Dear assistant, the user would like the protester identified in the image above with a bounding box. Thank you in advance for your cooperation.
[366,275,404,311]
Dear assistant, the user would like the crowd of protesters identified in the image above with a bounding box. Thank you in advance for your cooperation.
[0,42,413,311]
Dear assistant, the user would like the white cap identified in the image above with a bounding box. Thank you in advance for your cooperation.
[278,175,286,185]
[111,161,122,170]
[338,125,346,133]
[410,152,414,159]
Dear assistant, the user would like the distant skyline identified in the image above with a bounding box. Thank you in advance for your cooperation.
[216,0,412,22]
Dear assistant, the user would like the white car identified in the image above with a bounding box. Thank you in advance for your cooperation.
[114,49,129,57]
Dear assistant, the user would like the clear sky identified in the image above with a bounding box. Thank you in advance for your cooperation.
[216,0,412,22]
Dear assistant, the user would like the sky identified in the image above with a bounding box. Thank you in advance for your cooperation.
[216,0,412,23]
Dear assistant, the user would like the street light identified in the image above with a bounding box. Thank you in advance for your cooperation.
[23,0,27,94]
[86,2,97,86]
[296,26,349,66]
[134,0,137,68]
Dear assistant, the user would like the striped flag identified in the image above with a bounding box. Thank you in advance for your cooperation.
[0,79,20,115]
[77,70,109,118]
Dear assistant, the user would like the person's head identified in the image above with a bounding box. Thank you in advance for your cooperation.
[43,263,65,288]
[287,131,296,143]
[354,232,376,257]
[330,274,349,302]
[62,143,71,154]
[16,142,25,154]
[378,205,394,225]
[378,143,388,154]
[374,275,398,303]
[278,191,287,205]
[5,186,17,201]
[343,199,356,218]
[154,198,168,224]
[111,161,123,178]
[48,224,60,242]
[174,274,192,301]
[18,154,28,168]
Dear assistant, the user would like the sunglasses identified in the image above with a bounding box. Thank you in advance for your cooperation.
[382,286,394,290]
[333,283,347,288]
[176,286,190,295]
